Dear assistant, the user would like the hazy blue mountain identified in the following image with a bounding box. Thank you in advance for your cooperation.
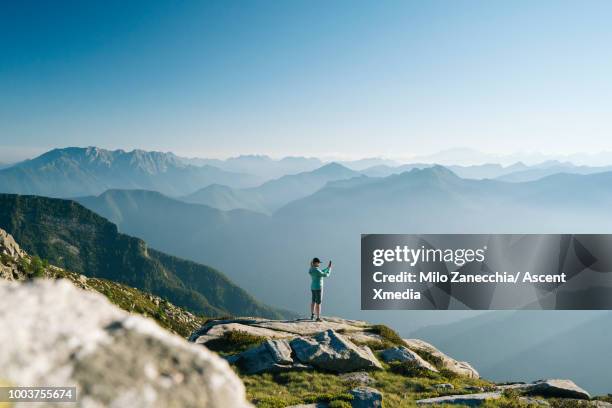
[360,162,530,179]
[181,162,360,213]
[339,158,400,171]
[76,189,275,295]
[0,147,261,198]
[360,163,431,177]
[411,311,612,395]
[180,184,269,213]
[496,161,612,182]
[0,193,290,319]
[179,154,323,180]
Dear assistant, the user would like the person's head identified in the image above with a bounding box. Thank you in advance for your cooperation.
[311,257,321,267]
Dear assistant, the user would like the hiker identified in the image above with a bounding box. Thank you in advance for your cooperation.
[309,257,332,321]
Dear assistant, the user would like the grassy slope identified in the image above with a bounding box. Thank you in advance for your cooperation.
[1,252,206,337]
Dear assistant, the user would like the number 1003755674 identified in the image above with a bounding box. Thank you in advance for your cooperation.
[0,387,77,402]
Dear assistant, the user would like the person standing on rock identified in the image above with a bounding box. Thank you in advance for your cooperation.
[309,257,332,321]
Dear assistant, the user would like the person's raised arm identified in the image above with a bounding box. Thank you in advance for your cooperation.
[323,261,332,277]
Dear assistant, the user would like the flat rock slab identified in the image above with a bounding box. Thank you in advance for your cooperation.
[206,322,293,339]
[497,379,590,400]
[251,319,366,336]
[417,392,502,406]
[526,379,591,400]
[404,338,479,378]
[0,279,252,408]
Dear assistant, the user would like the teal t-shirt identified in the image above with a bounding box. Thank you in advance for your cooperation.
[309,266,331,290]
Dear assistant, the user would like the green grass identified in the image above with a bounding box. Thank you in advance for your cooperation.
[367,324,405,346]
[387,360,440,379]
[594,394,612,403]
[205,330,267,355]
[242,363,494,407]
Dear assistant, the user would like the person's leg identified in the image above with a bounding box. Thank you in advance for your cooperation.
[310,290,316,319]
[317,289,323,320]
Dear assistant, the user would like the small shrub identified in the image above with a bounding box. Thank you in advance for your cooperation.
[30,256,45,278]
[303,392,353,403]
[367,324,404,346]
[356,339,394,351]
[388,360,439,379]
[412,348,445,369]
[0,253,12,265]
[252,396,292,408]
[439,368,459,380]
[205,330,266,354]
[18,258,30,273]
[329,401,352,408]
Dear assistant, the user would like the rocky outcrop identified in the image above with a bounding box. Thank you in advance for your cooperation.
[291,329,383,373]
[0,228,28,281]
[417,392,502,406]
[0,228,26,259]
[0,279,252,408]
[189,317,373,344]
[403,338,479,378]
[190,317,489,377]
[380,346,438,372]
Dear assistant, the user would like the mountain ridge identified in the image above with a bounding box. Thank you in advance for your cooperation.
[0,193,291,320]
[0,147,261,197]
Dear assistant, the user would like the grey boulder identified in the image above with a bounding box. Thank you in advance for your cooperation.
[350,387,383,408]
[0,279,252,408]
[291,329,382,373]
[380,346,438,372]
[236,339,310,374]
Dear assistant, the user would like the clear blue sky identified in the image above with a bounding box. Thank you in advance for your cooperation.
[1,0,612,162]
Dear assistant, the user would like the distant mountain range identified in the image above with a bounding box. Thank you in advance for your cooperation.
[0,147,261,198]
[5,147,612,203]
[406,147,612,167]
[360,160,612,181]
[179,154,324,179]
[181,162,360,213]
[0,193,290,319]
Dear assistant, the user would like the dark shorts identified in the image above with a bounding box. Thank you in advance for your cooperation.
[311,289,323,304]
